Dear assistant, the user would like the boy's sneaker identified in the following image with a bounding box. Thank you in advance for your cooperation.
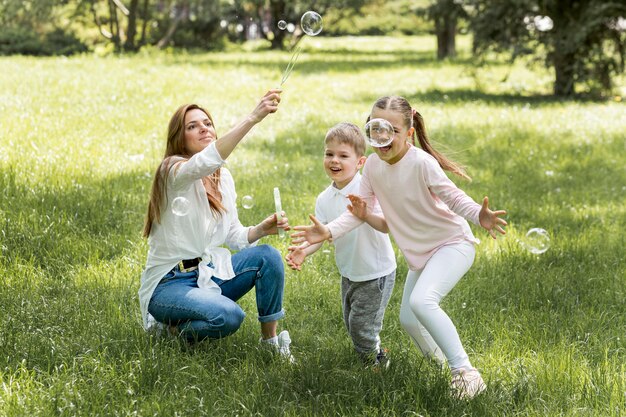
[277,330,295,363]
[368,348,390,370]
[450,368,486,399]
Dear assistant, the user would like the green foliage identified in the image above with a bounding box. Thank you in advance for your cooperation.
[0,28,44,56]
[0,36,625,416]
[468,0,626,96]
[324,0,431,36]
[0,27,88,56]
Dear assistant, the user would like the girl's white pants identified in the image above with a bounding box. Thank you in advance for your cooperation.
[399,241,475,370]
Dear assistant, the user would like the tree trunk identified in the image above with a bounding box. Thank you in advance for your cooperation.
[107,0,121,51]
[124,0,139,51]
[157,2,188,49]
[435,15,456,60]
[138,0,150,46]
[553,50,576,96]
[270,30,286,50]
[269,0,286,50]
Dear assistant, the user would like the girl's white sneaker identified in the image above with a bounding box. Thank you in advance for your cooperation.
[451,368,486,399]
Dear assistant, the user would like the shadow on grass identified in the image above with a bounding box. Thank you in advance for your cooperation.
[347,88,612,110]
[0,166,148,274]
[158,48,511,77]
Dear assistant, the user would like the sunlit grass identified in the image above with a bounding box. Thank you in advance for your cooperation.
[1,35,625,416]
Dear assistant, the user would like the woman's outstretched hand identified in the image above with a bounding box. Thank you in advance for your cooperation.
[216,89,282,161]
[478,196,507,239]
[291,214,331,245]
[249,89,282,123]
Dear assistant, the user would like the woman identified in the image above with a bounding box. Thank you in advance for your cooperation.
[139,89,293,359]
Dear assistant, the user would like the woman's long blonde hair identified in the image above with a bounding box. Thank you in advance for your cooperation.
[142,104,226,238]
[372,96,470,180]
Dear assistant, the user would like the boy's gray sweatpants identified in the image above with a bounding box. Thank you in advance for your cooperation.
[341,270,396,356]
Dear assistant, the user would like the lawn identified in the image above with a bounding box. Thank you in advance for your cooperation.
[0,35,625,416]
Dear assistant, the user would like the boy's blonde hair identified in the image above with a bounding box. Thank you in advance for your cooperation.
[324,122,366,157]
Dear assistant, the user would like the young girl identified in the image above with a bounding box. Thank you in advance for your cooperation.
[139,90,294,360]
[292,96,507,398]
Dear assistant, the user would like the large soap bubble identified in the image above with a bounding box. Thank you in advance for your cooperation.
[364,118,395,148]
[522,228,551,254]
[172,196,191,216]
[301,11,323,36]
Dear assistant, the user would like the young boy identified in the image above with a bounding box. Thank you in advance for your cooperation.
[286,122,397,367]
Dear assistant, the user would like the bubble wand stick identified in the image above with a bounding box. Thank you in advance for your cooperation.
[279,46,303,87]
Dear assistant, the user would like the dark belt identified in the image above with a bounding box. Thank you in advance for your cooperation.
[178,257,202,273]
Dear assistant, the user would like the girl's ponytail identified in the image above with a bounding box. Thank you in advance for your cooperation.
[412,109,470,180]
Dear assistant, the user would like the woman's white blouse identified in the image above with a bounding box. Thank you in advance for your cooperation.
[138,142,257,329]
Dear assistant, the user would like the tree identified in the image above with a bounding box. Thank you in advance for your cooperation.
[426,0,467,59]
[468,0,626,96]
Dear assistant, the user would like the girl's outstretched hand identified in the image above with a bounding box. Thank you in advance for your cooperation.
[478,196,507,239]
[291,214,331,245]
[347,194,369,220]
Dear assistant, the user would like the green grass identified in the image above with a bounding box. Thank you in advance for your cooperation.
[1,35,625,416]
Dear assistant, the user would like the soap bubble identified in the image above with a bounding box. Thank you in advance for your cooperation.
[322,249,331,256]
[172,197,190,216]
[364,118,395,148]
[241,195,254,209]
[277,20,287,30]
[301,11,323,36]
[534,15,553,32]
[523,228,550,254]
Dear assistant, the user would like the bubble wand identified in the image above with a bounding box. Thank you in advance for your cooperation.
[274,187,285,238]
[277,11,322,87]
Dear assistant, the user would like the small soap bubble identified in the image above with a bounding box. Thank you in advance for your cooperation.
[364,118,395,148]
[523,228,551,254]
[462,302,467,309]
[301,11,323,36]
[277,20,287,30]
[241,195,254,209]
[172,197,190,216]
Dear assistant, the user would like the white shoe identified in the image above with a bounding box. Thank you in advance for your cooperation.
[451,368,486,399]
[277,330,295,363]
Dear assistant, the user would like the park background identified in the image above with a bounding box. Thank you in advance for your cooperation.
[1,0,625,416]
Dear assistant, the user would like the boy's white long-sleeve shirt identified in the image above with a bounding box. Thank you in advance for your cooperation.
[315,173,396,281]
[138,142,256,329]
[327,145,481,271]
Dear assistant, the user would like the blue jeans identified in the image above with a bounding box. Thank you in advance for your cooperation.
[148,245,285,341]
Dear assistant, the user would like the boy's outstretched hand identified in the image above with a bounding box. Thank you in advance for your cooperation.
[478,196,507,239]
[291,214,331,245]
[285,245,308,271]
